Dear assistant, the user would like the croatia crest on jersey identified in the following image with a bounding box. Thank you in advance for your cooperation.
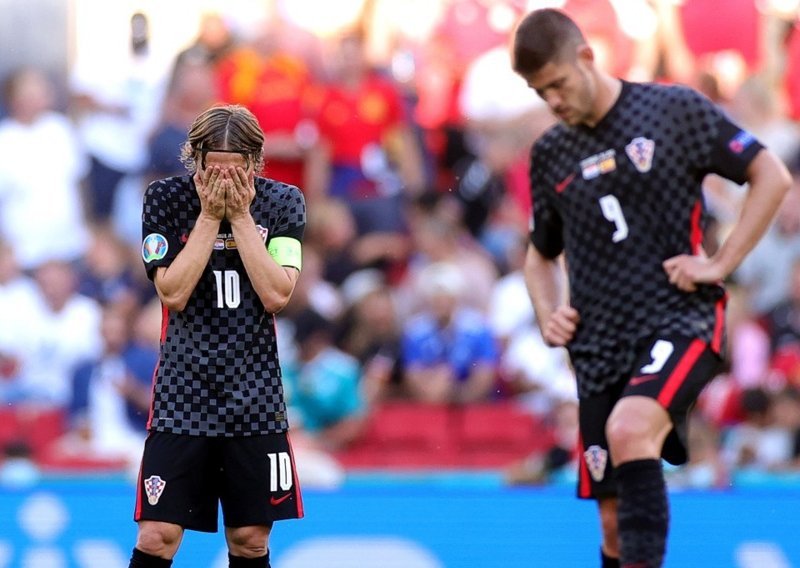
[625,137,655,173]
[144,475,166,505]
[584,445,608,482]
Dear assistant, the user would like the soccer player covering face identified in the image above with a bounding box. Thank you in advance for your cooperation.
[131,105,306,568]
[512,9,791,568]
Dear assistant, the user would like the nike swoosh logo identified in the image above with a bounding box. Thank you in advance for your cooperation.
[270,493,292,506]
[555,172,576,194]
[629,374,658,387]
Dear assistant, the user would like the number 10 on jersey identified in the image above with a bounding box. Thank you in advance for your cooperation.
[213,270,241,308]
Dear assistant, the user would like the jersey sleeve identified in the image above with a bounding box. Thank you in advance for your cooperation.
[267,184,306,270]
[687,89,765,185]
[141,180,183,280]
[529,146,565,259]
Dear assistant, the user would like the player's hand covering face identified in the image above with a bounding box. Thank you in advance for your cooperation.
[224,165,256,221]
[194,151,255,222]
[194,163,227,221]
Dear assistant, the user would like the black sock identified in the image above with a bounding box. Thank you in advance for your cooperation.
[229,552,270,567]
[616,459,669,568]
[602,547,620,568]
[129,548,173,568]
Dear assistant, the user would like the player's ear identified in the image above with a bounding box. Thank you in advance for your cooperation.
[576,43,594,65]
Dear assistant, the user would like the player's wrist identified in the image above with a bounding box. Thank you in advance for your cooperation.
[198,210,224,224]
[226,210,254,224]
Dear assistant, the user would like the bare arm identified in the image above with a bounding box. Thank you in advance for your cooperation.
[523,244,579,347]
[663,149,792,290]
[153,166,226,311]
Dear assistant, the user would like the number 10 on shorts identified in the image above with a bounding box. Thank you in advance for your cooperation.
[268,452,293,491]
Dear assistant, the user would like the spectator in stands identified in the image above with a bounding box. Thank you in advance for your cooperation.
[735,177,800,315]
[59,304,156,466]
[303,197,410,287]
[69,10,165,223]
[174,11,236,69]
[764,257,800,385]
[0,242,39,401]
[0,66,90,271]
[285,307,368,452]
[720,387,794,472]
[2,260,102,407]
[215,15,323,194]
[145,53,219,182]
[311,29,426,233]
[401,261,500,404]
[337,273,405,404]
[76,225,151,316]
[399,190,498,314]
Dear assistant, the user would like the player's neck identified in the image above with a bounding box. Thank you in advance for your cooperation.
[586,75,622,128]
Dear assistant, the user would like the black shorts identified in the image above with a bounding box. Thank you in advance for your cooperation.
[576,335,721,500]
[134,431,304,532]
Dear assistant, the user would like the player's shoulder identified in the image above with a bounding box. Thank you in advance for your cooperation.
[631,80,710,108]
[255,177,306,205]
[532,122,571,156]
[145,174,192,197]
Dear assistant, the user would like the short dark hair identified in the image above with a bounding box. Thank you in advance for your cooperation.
[512,8,586,75]
[180,104,265,173]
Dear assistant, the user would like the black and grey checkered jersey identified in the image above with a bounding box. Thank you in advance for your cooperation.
[529,81,763,397]
[141,175,306,436]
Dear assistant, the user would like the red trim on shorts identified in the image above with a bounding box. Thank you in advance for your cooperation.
[657,339,705,407]
[286,432,305,518]
[711,293,727,354]
[134,462,144,520]
[577,433,592,498]
[690,200,703,254]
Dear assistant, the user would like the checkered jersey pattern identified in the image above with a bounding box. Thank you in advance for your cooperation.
[529,82,763,397]
[141,175,306,436]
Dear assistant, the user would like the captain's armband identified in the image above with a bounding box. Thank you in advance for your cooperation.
[267,236,302,270]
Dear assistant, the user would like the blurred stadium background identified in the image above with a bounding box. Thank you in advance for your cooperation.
[2,0,800,566]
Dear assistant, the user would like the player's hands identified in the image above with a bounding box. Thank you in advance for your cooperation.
[194,165,226,221]
[542,305,580,347]
[225,166,255,221]
[662,254,726,292]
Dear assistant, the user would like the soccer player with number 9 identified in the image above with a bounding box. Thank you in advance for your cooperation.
[512,8,792,568]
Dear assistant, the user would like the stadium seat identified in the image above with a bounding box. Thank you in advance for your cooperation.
[333,401,552,470]
[335,402,459,469]
[454,402,551,468]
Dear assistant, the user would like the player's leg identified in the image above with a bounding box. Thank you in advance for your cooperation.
[578,389,623,566]
[130,521,183,567]
[220,432,304,567]
[607,336,721,568]
[598,498,619,567]
[225,525,272,566]
[606,396,671,568]
[129,431,221,567]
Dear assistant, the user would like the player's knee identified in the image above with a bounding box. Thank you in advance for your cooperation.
[135,521,182,557]
[227,525,271,558]
[605,414,646,449]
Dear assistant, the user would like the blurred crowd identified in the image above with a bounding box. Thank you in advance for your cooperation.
[1,0,800,489]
